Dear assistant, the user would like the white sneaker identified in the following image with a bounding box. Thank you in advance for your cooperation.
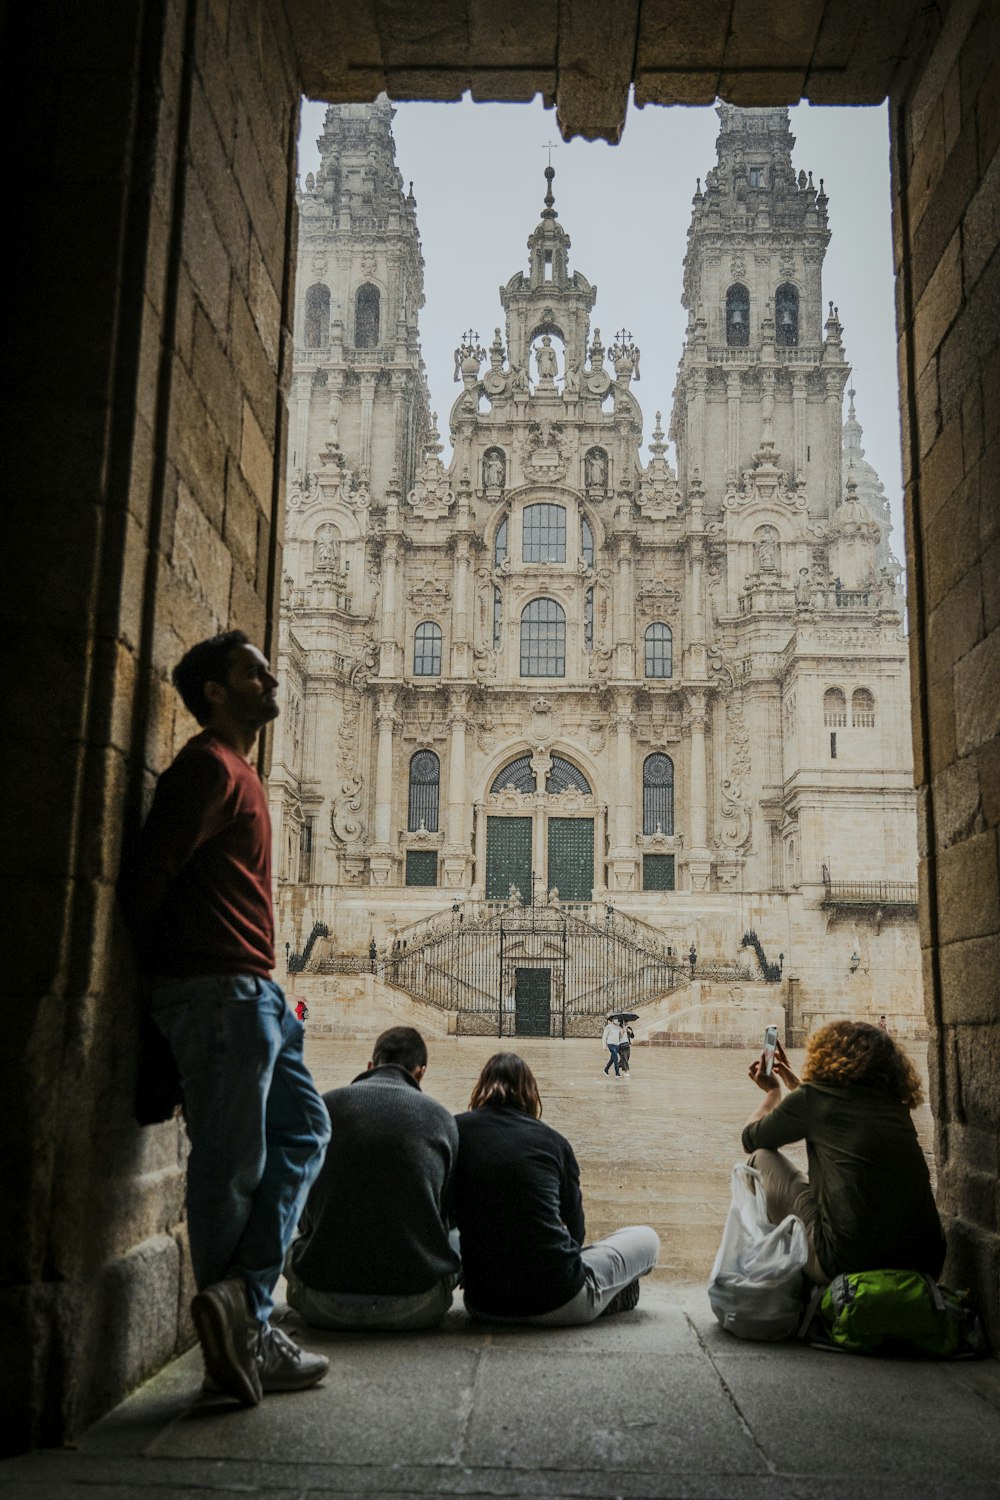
[254,1323,329,1393]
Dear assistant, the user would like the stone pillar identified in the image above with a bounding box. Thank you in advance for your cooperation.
[685,369,707,487]
[369,689,397,886]
[451,534,471,676]
[608,693,637,890]
[472,801,487,899]
[612,530,636,678]
[443,688,471,888]
[359,372,376,474]
[293,373,311,473]
[378,535,402,677]
[686,688,712,891]
[726,372,741,476]
[792,374,808,479]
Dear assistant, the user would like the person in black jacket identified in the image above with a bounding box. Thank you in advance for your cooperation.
[454,1053,659,1323]
[286,1027,460,1329]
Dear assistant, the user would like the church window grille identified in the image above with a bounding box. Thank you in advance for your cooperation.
[494,515,508,568]
[852,688,876,728]
[584,587,594,651]
[493,586,502,650]
[644,623,673,678]
[354,283,380,348]
[581,515,595,568]
[546,756,592,795]
[726,283,750,347]
[520,598,566,677]
[749,167,765,188]
[823,687,847,727]
[491,756,537,794]
[775,283,799,347]
[298,819,314,883]
[414,621,442,676]
[643,854,675,891]
[408,751,440,831]
[405,850,438,887]
[304,283,329,347]
[642,754,675,835]
[523,503,566,563]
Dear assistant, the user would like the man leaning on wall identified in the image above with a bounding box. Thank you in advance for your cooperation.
[120,631,332,1406]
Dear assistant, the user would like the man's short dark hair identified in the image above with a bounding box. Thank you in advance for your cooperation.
[172,631,250,725]
[371,1026,427,1074]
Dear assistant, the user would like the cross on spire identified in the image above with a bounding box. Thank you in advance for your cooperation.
[541,140,559,167]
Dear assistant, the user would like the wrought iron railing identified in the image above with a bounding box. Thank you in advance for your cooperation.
[288,922,329,974]
[740,928,783,983]
[821,880,917,906]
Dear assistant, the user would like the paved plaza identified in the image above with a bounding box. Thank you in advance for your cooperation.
[4,1040,999,1500]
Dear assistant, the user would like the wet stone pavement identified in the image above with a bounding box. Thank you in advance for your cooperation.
[4,1040,999,1499]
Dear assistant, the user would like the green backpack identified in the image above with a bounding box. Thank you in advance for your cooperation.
[809,1270,984,1358]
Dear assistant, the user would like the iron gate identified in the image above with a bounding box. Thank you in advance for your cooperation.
[384,901,682,1038]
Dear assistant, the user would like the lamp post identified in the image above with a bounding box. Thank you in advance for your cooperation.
[688,943,697,975]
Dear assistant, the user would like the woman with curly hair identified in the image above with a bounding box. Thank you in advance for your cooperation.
[454,1053,660,1323]
[742,1021,945,1283]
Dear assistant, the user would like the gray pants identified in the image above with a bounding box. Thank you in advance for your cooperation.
[747,1148,829,1284]
[466,1225,661,1326]
[285,1262,454,1330]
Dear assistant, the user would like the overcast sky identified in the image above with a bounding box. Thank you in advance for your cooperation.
[298,95,903,562]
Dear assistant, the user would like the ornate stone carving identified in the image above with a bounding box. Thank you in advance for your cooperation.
[407,417,454,519]
[407,578,452,609]
[636,581,681,618]
[717,689,752,852]
[519,420,569,483]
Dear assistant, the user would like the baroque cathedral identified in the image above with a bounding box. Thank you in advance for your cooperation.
[269,99,919,1029]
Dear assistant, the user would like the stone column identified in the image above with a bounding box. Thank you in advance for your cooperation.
[792,374,808,479]
[359,372,376,474]
[451,534,471,676]
[726,372,741,476]
[685,369,707,488]
[608,694,637,890]
[686,688,712,891]
[292,372,312,473]
[472,801,487,899]
[612,530,636,678]
[443,688,471,888]
[378,535,402,677]
[369,689,398,886]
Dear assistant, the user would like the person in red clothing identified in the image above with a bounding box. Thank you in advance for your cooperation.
[122,631,331,1407]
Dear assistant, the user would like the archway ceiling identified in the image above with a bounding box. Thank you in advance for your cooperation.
[286,0,929,142]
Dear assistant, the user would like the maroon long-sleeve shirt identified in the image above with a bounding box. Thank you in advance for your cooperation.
[124,730,274,978]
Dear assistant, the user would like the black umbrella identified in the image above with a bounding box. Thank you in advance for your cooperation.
[608,1011,639,1023]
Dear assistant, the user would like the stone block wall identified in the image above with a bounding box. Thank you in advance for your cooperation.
[2,0,300,1452]
[891,0,1000,1336]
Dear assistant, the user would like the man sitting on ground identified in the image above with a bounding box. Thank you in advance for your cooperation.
[286,1026,461,1330]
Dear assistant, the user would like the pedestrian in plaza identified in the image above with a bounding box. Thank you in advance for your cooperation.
[294,998,309,1024]
[120,631,331,1406]
[454,1053,660,1323]
[618,1023,635,1080]
[602,1016,623,1076]
[285,1026,461,1330]
[742,1021,945,1284]
[878,1014,888,1031]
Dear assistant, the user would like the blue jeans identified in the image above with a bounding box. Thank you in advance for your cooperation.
[150,974,330,1325]
[604,1043,621,1075]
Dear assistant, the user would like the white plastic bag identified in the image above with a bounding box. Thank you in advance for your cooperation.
[708,1163,809,1341]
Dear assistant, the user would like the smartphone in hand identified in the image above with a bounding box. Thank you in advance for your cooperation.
[763,1024,779,1076]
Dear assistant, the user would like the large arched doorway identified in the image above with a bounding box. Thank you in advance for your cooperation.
[484,752,598,904]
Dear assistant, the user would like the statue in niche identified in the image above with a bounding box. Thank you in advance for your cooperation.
[756,527,779,574]
[586,448,608,488]
[315,530,340,570]
[794,567,814,608]
[535,336,558,381]
[482,448,506,489]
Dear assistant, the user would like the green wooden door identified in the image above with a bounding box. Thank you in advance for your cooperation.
[546,817,594,901]
[486,816,532,901]
[514,967,551,1036]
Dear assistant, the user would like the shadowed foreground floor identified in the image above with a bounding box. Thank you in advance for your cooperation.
[4,1040,998,1498]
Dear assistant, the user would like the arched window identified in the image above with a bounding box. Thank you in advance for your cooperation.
[823,687,847,727]
[491,756,537,793]
[482,447,506,489]
[413,621,442,676]
[493,515,508,568]
[644,623,673,678]
[547,756,592,794]
[408,751,440,831]
[726,283,750,347]
[581,515,595,568]
[354,283,380,348]
[775,283,799,347]
[304,283,329,347]
[520,598,566,677]
[852,688,876,727]
[522,503,567,563]
[492,586,502,649]
[643,754,675,836]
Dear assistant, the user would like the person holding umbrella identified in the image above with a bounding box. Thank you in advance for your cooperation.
[601,1016,623,1077]
[609,1011,639,1081]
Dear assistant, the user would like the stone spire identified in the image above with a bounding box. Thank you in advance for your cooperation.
[842,382,899,572]
[500,164,597,376]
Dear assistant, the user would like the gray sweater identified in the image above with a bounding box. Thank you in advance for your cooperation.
[289,1065,460,1296]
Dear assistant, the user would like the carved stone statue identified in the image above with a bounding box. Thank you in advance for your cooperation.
[756,527,778,574]
[535,336,558,381]
[563,364,581,395]
[794,566,814,608]
[483,448,505,488]
[586,448,608,488]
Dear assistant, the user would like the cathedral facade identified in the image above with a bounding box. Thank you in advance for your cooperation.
[270,100,919,1029]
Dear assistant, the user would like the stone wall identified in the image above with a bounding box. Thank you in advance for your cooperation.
[891,0,1000,1336]
[3,0,300,1452]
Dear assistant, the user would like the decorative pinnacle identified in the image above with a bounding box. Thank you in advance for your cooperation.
[541,160,558,219]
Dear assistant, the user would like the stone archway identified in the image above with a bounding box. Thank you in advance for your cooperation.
[5,0,998,1453]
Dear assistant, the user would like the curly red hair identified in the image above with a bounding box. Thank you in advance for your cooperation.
[803,1020,923,1109]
